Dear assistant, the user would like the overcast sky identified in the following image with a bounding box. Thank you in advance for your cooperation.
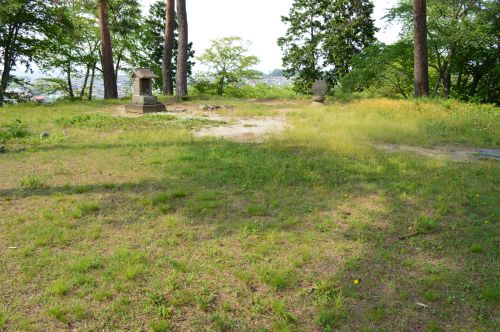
[142,0,401,73]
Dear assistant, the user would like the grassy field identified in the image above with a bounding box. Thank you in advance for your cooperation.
[0,97,498,331]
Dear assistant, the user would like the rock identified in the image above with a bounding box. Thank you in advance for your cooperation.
[312,80,329,104]
[478,148,500,161]
[40,131,49,139]
[312,80,329,97]
[312,95,325,102]
[0,145,5,153]
[199,104,221,111]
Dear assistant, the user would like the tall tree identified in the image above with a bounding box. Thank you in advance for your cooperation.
[98,0,118,99]
[162,0,175,95]
[278,0,377,93]
[138,0,194,91]
[388,0,498,103]
[412,0,429,97]
[278,0,328,93]
[175,0,188,99]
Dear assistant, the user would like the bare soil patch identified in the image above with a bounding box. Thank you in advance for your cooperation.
[375,143,500,161]
[109,105,288,143]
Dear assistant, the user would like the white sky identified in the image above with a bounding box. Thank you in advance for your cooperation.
[142,0,401,73]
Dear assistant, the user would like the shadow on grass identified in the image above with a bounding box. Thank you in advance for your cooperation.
[1,139,498,330]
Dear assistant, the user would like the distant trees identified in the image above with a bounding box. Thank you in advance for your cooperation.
[0,0,64,106]
[197,37,261,95]
[278,0,377,93]
[175,0,188,99]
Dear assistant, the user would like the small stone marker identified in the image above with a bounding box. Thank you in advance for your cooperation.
[312,80,328,104]
[478,149,500,161]
[125,68,166,114]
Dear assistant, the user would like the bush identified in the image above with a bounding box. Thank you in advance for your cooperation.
[0,119,29,143]
[191,80,299,99]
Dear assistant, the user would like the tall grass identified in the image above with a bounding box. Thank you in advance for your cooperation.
[282,98,499,154]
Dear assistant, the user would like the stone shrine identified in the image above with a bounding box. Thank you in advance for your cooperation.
[125,68,166,114]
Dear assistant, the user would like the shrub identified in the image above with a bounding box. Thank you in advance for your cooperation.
[0,119,29,143]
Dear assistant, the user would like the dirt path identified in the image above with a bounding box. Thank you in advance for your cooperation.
[111,105,288,143]
[194,115,286,142]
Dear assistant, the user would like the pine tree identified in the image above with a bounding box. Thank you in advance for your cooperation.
[175,0,188,99]
[412,0,429,97]
[162,0,175,95]
[278,0,377,93]
[98,0,118,99]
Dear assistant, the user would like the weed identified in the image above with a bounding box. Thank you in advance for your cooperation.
[211,312,236,331]
[0,119,29,143]
[259,267,295,290]
[19,175,44,189]
[49,279,72,296]
[414,216,440,233]
[270,299,297,324]
[70,202,100,219]
[68,255,103,273]
[424,291,441,302]
[0,309,8,331]
[47,306,69,324]
[150,320,170,332]
[469,242,484,253]
[315,279,346,330]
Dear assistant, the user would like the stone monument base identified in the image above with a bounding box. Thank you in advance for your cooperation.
[125,103,166,114]
[312,95,325,103]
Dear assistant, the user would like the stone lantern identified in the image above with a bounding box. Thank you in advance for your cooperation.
[125,68,166,113]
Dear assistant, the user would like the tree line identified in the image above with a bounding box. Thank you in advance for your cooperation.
[0,0,191,106]
[279,0,499,103]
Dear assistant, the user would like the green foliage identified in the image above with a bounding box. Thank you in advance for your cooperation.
[278,0,377,93]
[341,41,414,98]
[197,37,261,95]
[387,0,499,103]
[0,119,29,143]
[0,0,65,105]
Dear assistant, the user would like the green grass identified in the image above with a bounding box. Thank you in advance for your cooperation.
[0,97,498,330]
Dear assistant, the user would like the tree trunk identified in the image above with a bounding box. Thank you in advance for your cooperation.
[175,0,188,99]
[0,55,11,107]
[162,0,175,95]
[80,64,91,99]
[88,62,96,101]
[67,63,74,98]
[413,0,429,97]
[98,0,118,99]
[115,52,122,83]
[0,25,15,107]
